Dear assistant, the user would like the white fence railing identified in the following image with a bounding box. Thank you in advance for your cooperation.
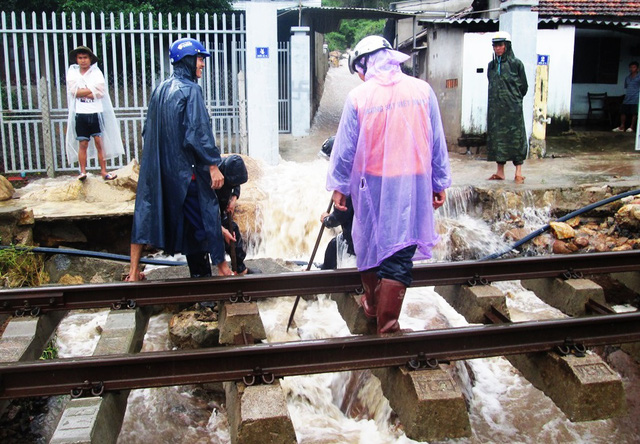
[0,10,247,176]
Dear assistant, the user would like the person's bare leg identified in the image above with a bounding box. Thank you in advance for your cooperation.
[93,135,108,177]
[618,114,627,131]
[128,243,144,281]
[515,164,524,183]
[630,114,638,132]
[78,140,89,175]
[495,163,505,179]
[217,261,232,276]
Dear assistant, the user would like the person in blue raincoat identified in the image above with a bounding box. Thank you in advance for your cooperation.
[127,37,231,281]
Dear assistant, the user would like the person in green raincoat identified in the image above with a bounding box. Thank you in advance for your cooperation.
[486,31,528,184]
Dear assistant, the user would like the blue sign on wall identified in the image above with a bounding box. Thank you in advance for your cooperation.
[256,47,269,59]
[537,54,549,65]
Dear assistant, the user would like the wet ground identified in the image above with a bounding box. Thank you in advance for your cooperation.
[281,61,640,190]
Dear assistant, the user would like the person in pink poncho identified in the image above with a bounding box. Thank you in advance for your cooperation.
[326,35,451,334]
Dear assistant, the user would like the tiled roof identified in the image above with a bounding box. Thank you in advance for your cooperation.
[535,0,640,17]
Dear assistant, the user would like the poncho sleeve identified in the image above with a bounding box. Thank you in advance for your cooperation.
[326,95,359,196]
[428,87,452,193]
[183,86,221,169]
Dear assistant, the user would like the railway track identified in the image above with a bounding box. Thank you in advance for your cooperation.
[0,250,639,400]
[1,249,638,314]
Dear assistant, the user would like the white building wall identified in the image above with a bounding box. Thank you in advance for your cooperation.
[460,32,493,134]
[291,27,311,137]
[537,26,575,122]
[245,3,280,165]
[426,27,465,145]
[461,26,575,134]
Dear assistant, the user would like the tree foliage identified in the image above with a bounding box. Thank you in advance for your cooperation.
[0,0,232,14]
[326,18,385,51]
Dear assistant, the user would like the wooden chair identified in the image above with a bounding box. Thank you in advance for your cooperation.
[587,92,609,127]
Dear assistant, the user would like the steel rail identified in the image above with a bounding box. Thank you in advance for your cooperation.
[0,250,638,314]
[0,311,638,399]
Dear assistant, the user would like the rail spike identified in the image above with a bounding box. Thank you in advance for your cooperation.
[242,367,276,386]
[70,380,104,398]
[467,274,490,287]
[14,300,41,317]
[112,298,136,310]
[555,339,587,357]
[562,268,584,280]
[407,352,443,370]
[229,290,251,303]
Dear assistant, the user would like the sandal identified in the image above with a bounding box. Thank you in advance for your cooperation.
[488,174,504,180]
[515,175,525,184]
[103,173,117,181]
[77,173,87,181]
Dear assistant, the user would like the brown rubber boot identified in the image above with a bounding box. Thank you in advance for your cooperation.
[376,278,407,334]
[359,271,379,320]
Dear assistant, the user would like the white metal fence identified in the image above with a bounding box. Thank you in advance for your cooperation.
[278,41,290,133]
[0,10,247,176]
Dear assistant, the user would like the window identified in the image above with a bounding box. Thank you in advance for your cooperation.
[572,36,620,84]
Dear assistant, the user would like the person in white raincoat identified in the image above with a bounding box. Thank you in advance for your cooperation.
[65,46,124,180]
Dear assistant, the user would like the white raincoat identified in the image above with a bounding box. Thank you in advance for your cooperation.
[65,63,124,165]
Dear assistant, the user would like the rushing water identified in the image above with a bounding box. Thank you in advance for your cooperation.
[44,61,639,443]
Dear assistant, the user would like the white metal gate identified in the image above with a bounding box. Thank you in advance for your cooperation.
[0,10,246,175]
[278,41,290,133]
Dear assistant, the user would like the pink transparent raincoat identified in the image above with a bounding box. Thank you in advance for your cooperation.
[327,49,451,271]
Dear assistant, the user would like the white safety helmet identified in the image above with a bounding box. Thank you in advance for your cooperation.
[348,35,393,74]
[492,31,511,44]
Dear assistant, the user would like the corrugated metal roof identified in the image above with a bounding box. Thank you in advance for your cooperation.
[278,6,416,20]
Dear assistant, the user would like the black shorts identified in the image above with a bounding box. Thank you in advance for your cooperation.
[75,113,102,140]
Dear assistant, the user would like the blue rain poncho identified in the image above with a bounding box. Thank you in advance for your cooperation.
[326,49,451,271]
[131,61,225,262]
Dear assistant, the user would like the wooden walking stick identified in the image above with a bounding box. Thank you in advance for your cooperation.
[286,197,333,332]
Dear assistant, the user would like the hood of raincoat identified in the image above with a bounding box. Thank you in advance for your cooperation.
[219,155,248,186]
[173,55,199,81]
[493,40,516,63]
[355,48,410,83]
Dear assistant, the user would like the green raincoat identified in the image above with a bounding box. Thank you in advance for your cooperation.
[486,42,528,163]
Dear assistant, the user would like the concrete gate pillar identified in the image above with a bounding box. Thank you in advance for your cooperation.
[290,26,311,137]
[245,3,280,165]
[499,0,538,141]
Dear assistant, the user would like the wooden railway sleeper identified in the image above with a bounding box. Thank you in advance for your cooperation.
[555,339,587,358]
[242,367,276,386]
[70,380,104,398]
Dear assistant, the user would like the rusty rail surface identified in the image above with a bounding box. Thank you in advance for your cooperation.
[0,250,638,315]
[0,311,639,399]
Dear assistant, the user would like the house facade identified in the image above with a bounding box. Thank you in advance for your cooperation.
[393,0,640,148]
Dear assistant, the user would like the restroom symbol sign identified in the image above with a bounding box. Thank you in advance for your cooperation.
[256,47,269,59]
